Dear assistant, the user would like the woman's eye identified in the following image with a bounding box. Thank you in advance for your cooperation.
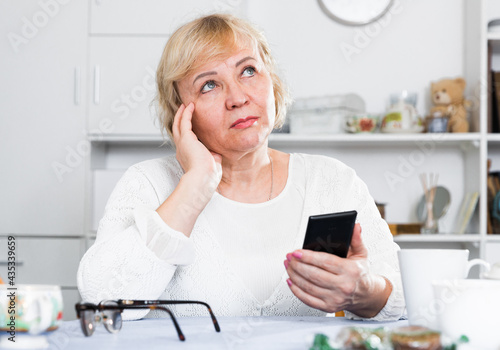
[242,66,256,77]
[201,80,216,93]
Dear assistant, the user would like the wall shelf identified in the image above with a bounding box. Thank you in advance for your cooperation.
[393,234,481,243]
[487,134,500,143]
[88,132,481,147]
[486,235,500,242]
[487,32,500,41]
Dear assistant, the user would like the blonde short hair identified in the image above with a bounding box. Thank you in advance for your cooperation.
[155,13,291,139]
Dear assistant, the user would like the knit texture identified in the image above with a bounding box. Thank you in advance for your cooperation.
[77,153,405,321]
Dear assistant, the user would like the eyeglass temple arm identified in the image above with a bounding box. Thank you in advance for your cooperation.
[121,305,185,341]
[153,306,185,342]
[119,300,220,332]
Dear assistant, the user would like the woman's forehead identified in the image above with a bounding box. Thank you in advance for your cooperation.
[187,47,261,78]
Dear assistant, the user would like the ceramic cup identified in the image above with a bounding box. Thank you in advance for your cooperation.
[0,285,63,335]
[398,249,490,329]
[482,261,500,280]
[432,279,500,349]
[344,114,379,133]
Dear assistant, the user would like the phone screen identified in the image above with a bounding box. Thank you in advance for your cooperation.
[302,210,357,257]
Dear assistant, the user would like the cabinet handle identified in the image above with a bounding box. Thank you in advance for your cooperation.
[94,65,100,105]
[0,261,24,266]
[74,66,81,106]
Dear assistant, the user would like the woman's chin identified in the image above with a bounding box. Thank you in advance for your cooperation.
[229,132,269,152]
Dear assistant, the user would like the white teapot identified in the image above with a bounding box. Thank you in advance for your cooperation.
[381,91,423,133]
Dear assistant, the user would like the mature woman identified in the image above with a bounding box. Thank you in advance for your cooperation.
[78,13,404,321]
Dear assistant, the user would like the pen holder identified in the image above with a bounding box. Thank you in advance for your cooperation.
[421,196,438,234]
[419,173,439,234]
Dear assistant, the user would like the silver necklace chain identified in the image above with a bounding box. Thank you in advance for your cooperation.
[268,154,274,201]
[217,153,274,201]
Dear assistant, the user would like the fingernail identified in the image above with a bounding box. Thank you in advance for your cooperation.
[286,253,292,262]
[292,251,302,259]
[284,260,289,269]
[286,278,292,287]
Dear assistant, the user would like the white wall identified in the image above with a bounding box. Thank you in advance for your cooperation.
[246,0,464,116]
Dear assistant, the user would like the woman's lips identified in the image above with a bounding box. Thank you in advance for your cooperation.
[231,117,259,129]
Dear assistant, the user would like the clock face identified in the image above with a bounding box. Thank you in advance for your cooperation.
[318,0,394,26]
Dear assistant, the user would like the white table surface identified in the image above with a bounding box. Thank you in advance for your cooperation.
[43,316,408,350]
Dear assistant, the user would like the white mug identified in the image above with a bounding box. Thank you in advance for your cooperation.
[0,285,63,335]
[433,279,500,349]
[398,249,490,329]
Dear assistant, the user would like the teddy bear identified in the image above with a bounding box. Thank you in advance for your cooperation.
[430,77,470,133]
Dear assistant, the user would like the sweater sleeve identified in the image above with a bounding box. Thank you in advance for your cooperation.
[342,170,405,322]
[77,162,195,320]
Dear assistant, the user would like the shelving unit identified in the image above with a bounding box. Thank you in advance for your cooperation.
[90,132,482,144]
[462,0,500,263]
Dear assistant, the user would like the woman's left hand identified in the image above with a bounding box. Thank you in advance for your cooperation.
[284,224,391,318]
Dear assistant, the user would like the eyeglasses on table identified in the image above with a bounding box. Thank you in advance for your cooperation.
[75,299,221,341]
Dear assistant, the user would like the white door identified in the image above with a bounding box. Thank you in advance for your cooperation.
[88,36,166,135]
[0,0,87,235]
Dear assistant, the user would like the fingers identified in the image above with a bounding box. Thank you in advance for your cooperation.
[179,102,195,135]
[172,102,195,145]
[287,250,343,276]
[172,103,186,142]
[285,254,340,289]
[285,260,349,313]
[347,223,368,259]
[284,249,363,312]
[285,277,329,312]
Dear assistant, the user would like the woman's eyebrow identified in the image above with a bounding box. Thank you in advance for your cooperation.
[193,71,217,86]
[235,56,255,67]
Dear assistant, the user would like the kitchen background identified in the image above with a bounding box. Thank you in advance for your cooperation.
[1,0,499,320]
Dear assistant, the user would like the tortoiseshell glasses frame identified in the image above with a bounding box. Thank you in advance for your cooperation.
[75,299,220,341]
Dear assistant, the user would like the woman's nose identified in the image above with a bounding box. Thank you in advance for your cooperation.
[225,82,248,110]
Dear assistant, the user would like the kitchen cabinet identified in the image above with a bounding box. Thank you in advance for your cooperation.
[0,0,87,236]
[89,0,226,35]
[88,37,165,135]
[0,0,89,320]
[13,237,82,286]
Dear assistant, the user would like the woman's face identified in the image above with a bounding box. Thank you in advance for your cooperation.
[177,48,276,156]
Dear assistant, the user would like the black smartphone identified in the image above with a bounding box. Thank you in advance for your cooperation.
[302,210,357,258]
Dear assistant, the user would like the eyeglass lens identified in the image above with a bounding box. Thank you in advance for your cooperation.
[80,309,96,337]
[102,301,123,334]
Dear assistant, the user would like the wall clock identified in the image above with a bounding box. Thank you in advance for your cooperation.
[317,0,394,26]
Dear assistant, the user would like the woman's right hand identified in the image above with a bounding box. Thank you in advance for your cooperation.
[172,103,222,191]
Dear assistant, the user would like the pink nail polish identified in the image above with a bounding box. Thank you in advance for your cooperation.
[284,260,289,269]
[292,251,303,259]
[286,253,292,261]
[286,278,292,287]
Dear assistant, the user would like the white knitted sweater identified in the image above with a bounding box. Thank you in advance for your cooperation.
[77,153,405,321]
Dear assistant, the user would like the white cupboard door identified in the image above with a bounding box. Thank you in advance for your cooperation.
[13,238,82,287]
[0,0,87,235]
[88,37,166,135]
[89,0,243,35]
